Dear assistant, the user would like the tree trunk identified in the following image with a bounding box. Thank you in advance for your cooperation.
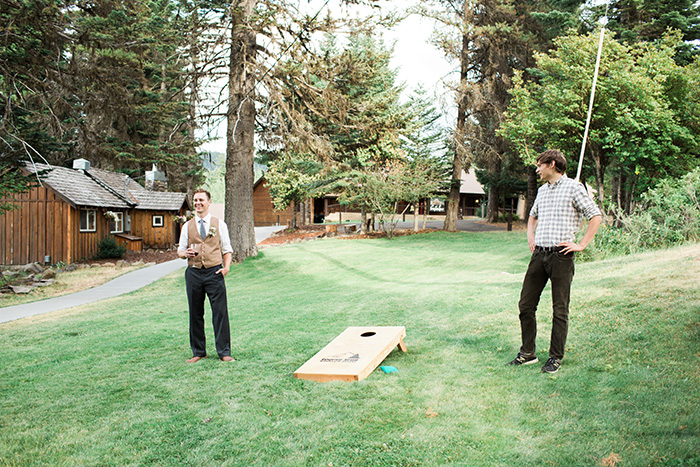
[526,165,537,222]
[592,148,606,208]
[225,0,258,262]
[413,202,419,231]
[444,157,464,232]
[360,205,367,234]
[611,171,620,210]
[186,48,198,198]
[487,159,502,223]
[487,187,500,223]
[444,8,470,233]
[627,174,638,213]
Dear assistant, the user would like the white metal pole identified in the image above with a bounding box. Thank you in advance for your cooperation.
[576,26,606,182]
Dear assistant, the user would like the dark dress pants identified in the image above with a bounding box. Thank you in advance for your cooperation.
[518,249,575,360]
[185,266,231,358]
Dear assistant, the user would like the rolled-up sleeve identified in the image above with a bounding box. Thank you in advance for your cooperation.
[218,220,233,255]
[573,185,601,220]
[529,196,539,219]
[177,222,189,253]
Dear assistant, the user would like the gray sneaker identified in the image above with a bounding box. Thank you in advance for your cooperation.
[507,352,539,366]
[541,357,561,374]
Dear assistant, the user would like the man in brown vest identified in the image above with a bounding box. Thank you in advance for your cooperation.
[177,189,235,363]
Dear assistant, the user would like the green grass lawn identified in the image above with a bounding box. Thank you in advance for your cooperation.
[1,231,698,466]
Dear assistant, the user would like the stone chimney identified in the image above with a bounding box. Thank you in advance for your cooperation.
[145,164,168,191]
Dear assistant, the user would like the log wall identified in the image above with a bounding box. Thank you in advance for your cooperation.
[0,187,115,265]
[129,210,181,249]
[253,180,294,226]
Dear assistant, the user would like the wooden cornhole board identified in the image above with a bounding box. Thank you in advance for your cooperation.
[294,326,407,382]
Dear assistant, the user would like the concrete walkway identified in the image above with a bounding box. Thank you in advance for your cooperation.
[0,225,286,324]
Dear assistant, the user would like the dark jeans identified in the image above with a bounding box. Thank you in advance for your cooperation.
[518,249,575,360]
[185,266,231,358]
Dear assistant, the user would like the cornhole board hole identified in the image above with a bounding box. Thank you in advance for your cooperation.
[294,326,407,382]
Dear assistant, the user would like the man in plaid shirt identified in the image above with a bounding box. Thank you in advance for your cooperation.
[508,149,602,374]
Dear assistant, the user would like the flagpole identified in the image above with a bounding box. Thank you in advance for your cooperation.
[576,23,606,182]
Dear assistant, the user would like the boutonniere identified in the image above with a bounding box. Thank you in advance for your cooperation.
[208,226,217,238]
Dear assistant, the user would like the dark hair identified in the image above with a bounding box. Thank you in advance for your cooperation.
[536,149,567,174]
[193,188,211,200]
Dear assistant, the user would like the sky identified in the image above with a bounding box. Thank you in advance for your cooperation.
[200,0,455,154]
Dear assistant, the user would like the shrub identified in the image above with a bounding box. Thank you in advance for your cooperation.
[95,236,126,259]
[583,167,700,261]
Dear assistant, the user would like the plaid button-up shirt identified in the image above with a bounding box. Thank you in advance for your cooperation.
[530,175,601,247]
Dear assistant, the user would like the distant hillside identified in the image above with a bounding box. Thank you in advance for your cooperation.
[201,151,224,171]
[201,150,267,183]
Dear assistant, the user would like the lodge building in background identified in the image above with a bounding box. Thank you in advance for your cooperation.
[0,159,189,265]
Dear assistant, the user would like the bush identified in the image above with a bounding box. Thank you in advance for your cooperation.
[95,236,126,259]
[584,167,700,261]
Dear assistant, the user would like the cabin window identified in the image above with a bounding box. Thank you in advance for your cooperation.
[110,212,124,233]
[152,215,164,227]
[79,209,96,232]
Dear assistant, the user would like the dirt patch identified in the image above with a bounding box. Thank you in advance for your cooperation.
[82,249,179,265]
[344,228,436,240]
[258,225,441,247]
[258,225,326,247]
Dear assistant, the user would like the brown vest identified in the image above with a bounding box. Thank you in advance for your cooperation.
[187,217,222,269]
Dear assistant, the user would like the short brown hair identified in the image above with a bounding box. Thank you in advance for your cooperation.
[536,149,567,174]
[193,188,211,200]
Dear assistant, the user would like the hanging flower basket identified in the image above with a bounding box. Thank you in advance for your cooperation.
[173,214,194,224]
[104,211,119,222]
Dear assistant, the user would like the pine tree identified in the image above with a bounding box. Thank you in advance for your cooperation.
[1,0,203,200]
[261,28,414,233]
[419,0,585,225]
[0,0,70,209]
[600,0,700,64]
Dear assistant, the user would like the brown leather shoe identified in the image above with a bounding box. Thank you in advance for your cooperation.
[220,356,235,362]
[186,355,206,363]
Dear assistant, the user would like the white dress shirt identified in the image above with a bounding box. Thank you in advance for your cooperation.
[177,213,233,255]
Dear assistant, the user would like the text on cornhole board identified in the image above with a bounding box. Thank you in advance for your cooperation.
[294,326,407,382]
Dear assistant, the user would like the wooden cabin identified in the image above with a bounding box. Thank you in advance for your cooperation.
[0,161,188,265]
[87,167,189,249]
[253,177,296,226]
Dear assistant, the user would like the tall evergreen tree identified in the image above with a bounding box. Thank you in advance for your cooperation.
[419,0,585,226]
[66,0,201,188]
[1,0,203,199]
[402,86,451,230]
[262,28,413,232]
[598,0,700,64]
[0,0,70,210]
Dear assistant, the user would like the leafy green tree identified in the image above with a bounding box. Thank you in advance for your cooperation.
[499,30,700,213]
[265,153,323,228]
